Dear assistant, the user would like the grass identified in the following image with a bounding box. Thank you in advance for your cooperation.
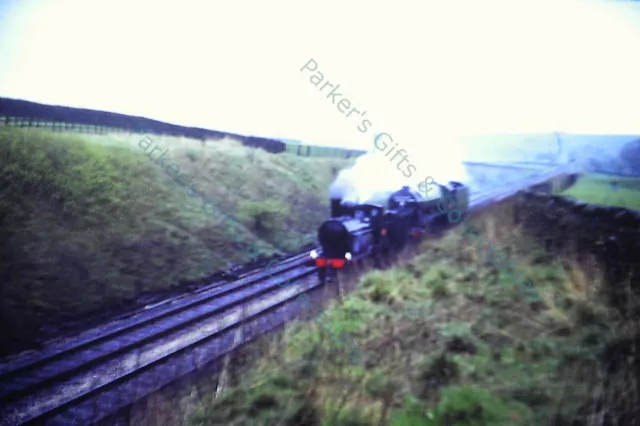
[186,207,639,426]
[0,117,364,160]
[561,173,640,210]
[0,127,352,356]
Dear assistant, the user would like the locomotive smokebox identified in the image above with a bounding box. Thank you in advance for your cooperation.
[330,198,342,218]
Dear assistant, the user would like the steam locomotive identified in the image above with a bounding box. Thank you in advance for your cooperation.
[309,182,470,283]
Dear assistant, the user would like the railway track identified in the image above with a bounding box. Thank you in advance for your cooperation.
[0,165,577,425]
[463,160,554,171]
[0,253,318,425]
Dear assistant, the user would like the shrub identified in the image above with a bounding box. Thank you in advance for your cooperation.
[185,149,199,162]
[431,386,532,425]
[237,199,290,233]
[619,138,640,174]
[390,387,532,425]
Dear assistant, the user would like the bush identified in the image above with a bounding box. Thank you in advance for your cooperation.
[237,199,290,233]
[619,138,640,174]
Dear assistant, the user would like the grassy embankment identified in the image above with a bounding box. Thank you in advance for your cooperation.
[187,206,639,426]
[562,173,640,211]
[0,127,351,356]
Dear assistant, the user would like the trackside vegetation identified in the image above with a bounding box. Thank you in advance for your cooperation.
[187,213,639,426]
[0,127,352,356]
[561,173,640,211]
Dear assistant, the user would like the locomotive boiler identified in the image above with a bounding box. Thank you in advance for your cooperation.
[310,181,471,283]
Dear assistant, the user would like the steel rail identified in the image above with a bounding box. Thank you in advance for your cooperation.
[0,253,310,380]
[0,255,311,401]
[0,264,319,425]
[0,269,322,425]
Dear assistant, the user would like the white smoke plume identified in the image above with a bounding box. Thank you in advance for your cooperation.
[329,154,406,204]
[329,133,472,205]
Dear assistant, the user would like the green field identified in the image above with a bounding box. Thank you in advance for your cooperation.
[561,173,640,210]
[0,127,353,356]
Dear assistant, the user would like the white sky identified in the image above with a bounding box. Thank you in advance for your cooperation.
[1,0,640,153]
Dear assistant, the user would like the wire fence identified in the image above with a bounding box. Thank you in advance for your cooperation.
[0,115,366,160]
[0,115,114,134]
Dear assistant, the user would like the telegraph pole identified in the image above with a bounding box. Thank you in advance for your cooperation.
[554,131,563,164]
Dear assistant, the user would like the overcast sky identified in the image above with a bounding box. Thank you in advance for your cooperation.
[1,0,639,151]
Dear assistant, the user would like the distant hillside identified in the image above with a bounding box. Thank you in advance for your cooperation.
[458,133,640,173]
[0,97,368,159]
[0,97,287,154]
[3,97,638,170]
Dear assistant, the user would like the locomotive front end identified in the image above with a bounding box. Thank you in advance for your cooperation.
[314,218,374,267]
[310,214,379,283]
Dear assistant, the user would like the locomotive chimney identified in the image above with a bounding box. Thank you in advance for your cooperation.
[330,198,342,218]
